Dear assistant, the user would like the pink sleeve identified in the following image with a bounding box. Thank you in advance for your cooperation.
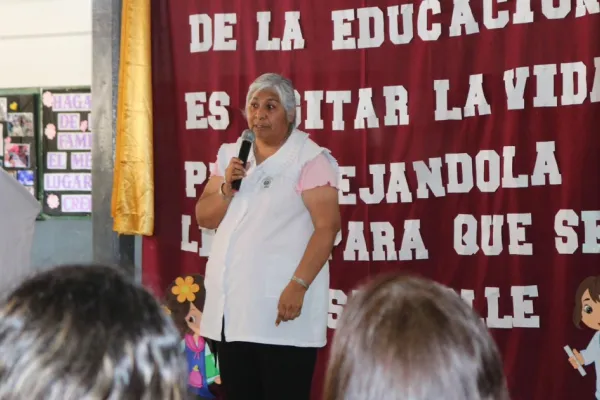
[296,153,338,194]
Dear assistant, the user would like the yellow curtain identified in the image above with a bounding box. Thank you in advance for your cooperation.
[111,0,154,235]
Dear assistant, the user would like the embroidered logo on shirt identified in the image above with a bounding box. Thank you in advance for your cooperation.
[262,177,272,189]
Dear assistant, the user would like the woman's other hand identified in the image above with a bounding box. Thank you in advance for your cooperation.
[276,281,307,326]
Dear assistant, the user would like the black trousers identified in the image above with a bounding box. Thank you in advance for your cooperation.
[216,324,317,400]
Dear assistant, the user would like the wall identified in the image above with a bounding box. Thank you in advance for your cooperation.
[0,0,92,89]
[0,0,110,275]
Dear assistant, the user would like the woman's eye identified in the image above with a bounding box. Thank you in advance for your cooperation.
[584,305,593,314]
[188,316,196,323]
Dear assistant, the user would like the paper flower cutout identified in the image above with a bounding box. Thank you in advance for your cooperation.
[9,102,17,111]
[42,91,53,108]
[45,124,56,140]
[80,120,88,132]
[47,194,60,209]
[171,276,200,303]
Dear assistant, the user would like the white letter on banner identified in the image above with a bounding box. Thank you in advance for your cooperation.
[383,86,409,126]
[512,286,540,328]
[483,0,509,29]
[464,74,491,117]
[184,162,207,198]
[339,166,357,205]
[305,91,324,130]
[213,13,237,51]
[357,7,385,49]
[371,222,398,261]
[446,153,474,193]
[507,213,533,255]
[189,14,212,52]
[208,92,230,130]
[533,64,558,107]
[560,62,587,106]
[344,221,370,261]
[256,11,280,50]
[354,88,379,129]
[399,220,429,260]
[514,0,534,23]
[181,215,199,253]
[531,141,562,186]
[417,0,442,41]
[388,4,414,44]
[185,92,208,129]
[449,0,480,36]
[332,9,356,50]
[554,209,579,254]
[475,150,500,193]
[541,0,571,19]
[326,91,352,131]
[281,11,305,50]
[434,80,462,121]
[582,211,600,253]
[575,0,600,17]
[454,214,479,255]
[386,163,413,203]
[504,67,529,110]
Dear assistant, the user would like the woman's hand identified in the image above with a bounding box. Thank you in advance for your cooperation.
[276,280,307,326]
[224,157,246,195]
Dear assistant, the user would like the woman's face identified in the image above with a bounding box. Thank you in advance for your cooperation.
[581,290,600,330]
[185,302,203,336]
[246,89,289,142]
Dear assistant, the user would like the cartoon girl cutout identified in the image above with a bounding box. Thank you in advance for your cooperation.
[568,276,600,399]
[164,275,221,399]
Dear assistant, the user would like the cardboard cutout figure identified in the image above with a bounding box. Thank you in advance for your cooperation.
[0,168,40,294]
[164,275,220,399]
[566,276,600,399]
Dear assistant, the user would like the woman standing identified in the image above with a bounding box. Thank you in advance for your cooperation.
[196,73,341,400]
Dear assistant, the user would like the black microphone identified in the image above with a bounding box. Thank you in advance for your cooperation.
[231,129,255,191]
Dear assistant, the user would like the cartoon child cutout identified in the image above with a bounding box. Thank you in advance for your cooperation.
[164,275,221,399]
[568,276,600,399]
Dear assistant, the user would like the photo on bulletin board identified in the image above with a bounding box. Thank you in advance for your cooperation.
[17,170,35,186]
[1,95,39,200]
[7,112,34,137]
[4,143,30,168]
[41,88,92,216]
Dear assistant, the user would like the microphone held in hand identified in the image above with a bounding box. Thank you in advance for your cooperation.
[231,129,255,191]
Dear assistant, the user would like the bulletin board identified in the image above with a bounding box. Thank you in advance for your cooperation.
[0,92,39,199]
[40,88,92,217]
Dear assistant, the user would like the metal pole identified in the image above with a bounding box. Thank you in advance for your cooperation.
[91,0,135,275]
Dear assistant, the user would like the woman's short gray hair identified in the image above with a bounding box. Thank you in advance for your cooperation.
[324,274,509,400]
[0,264,187,400]
[246,73,297,126]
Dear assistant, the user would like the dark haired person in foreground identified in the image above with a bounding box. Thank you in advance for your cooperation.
[0,264,187,399]
[324,274,510,400]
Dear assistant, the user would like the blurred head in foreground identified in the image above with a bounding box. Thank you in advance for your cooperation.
[324,274,509,400]
[0,264,186,400]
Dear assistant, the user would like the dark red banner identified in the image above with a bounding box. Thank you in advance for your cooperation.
[146,1,600,398]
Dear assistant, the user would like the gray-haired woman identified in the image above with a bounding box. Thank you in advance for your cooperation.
[324,274,510,400]
[196,73,341,400]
